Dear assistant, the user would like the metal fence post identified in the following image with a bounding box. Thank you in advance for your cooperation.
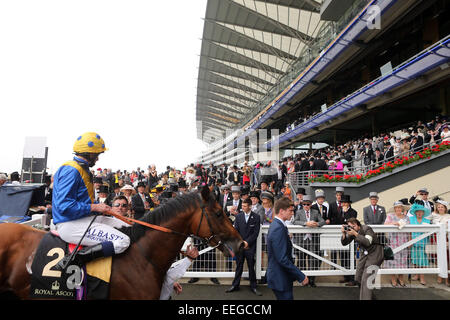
[256,227,262,280]
[350,241,355,275]
[437,222,448,279]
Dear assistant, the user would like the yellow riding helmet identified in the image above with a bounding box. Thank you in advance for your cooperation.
[73,132,108,154]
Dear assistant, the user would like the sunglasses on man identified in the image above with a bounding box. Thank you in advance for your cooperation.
[112,203,128,208]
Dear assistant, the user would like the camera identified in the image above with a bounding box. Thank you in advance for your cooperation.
[343,224,353,232]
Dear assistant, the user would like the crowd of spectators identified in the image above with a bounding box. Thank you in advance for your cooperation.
[281,114,449,175]
[1,115,449,291]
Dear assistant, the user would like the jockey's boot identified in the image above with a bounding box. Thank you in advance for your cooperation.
[56,242,114,271]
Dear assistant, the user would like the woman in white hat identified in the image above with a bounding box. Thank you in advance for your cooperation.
[384,201,410,287]
[430,199,450,286]
[120,184,135,205]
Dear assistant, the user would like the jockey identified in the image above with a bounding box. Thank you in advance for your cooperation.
[54,132,130,270]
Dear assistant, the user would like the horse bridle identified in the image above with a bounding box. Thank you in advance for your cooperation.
[193,204,224,249]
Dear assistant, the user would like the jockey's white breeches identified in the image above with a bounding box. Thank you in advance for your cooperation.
[56,215,131,254]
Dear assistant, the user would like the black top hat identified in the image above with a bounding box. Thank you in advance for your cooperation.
[340,194,352,203]
[249,190,260,199]
[241,185,250,195]
[260,176,272,185]
[98,185,109,194]
[136,182,146,188]
[296,187,306,195]
[94,177,103,184]
[398,198,409,205]
[178,179,187,188]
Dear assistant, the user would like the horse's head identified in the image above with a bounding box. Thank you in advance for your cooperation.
[190,186,244,258]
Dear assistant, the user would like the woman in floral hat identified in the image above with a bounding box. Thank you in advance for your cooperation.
[384,201,410,287]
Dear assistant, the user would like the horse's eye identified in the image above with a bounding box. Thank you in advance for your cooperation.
[216,210,223,218]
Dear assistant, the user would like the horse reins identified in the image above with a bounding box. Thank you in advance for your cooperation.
[104,205,224,251]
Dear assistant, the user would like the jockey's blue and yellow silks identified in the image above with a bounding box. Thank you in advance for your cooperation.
[52,157,94,224]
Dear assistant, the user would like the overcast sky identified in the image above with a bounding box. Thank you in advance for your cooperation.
[0,0,208,175]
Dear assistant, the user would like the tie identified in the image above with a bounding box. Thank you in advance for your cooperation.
[319,205,323,216]
[373,206,377,215]
[306,211,310,220]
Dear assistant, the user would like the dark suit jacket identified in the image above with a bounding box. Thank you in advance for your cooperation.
[131,192,153,219]
[228,171,241,184]
[408,196,434,212]
[234,211,260,253]
[312,159,327,171]
[311,203,330,221]
[384,146,394,160]
[332,207,357,225]
[328,201,342,225]
[266,218,306,292]
[225,199,242,216]
[106,192,122,206]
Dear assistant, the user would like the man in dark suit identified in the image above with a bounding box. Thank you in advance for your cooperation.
[328,187,352,284]
[266,197,309,300]
[294,187,306,214]
[131,182,153,220]
[409,187,434,213]
[228,165,241,185]
[293,195,325,287]
[312,190,330,223]
[311,154,328,171]
[384,142,394,161]
[371,149,384,168]
[335,194,358,286]
[226,198,262,295]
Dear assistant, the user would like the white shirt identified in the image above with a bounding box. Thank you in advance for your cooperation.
[159,258,193,300]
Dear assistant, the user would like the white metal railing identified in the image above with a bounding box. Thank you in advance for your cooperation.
[182,224,449,279]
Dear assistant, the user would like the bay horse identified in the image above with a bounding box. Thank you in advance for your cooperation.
[0,186,244,299]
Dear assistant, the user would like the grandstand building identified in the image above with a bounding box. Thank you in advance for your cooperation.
[195,0,450,165]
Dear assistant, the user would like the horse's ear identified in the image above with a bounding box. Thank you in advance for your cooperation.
[200,185,210,202]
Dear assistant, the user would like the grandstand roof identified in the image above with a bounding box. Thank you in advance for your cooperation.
[196,0,325,142]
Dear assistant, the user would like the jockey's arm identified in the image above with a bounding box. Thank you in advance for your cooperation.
[53,166,106,223]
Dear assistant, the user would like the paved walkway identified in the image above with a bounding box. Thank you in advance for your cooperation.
[174,274,450,300]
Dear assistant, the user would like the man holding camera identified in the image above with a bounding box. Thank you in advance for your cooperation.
[341,218,384,300]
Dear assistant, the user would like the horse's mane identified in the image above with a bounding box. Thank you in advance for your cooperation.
[118,191,203,243]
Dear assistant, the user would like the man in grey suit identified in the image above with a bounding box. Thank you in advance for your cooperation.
[363,192,386,225]
[293,195,325,287]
